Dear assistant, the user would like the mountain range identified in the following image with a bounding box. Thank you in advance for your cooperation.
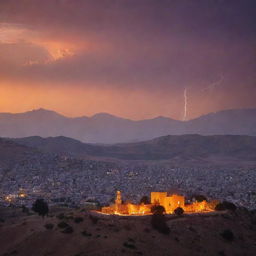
[10,134,256,165]
[0,108,256,144]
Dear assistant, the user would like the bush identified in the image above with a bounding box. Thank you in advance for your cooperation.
[32,199,49,217]
[22,205,29,214]
[174,207,184,216]
[220,229,234,242]
[89,215,99,224]
[151,213,170,235]
[215,201,237,212]
[58,221,69,229]
[62,226,74,234]
[74,217,84,223]
[44,223,54,230]
[123,242,136,249]
[151,205,165,215]
[140,196,150,204]
[81,230,92,237]
[192,195,207,202]
[56,213,65,220]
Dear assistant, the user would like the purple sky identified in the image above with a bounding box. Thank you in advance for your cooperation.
[0,0,255,120]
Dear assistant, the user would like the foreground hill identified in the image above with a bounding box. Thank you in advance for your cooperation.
[12,134,256,165]
[0,108,256,143]
[0,207,255,256]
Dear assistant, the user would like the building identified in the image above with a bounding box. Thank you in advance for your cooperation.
[100,191,217,215]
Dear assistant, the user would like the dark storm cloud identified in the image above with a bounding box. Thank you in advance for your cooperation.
[0,0,255,91]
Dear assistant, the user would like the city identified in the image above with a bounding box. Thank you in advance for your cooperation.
[1,151,255,210]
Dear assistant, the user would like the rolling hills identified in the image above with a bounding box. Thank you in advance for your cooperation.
[11,134,256,163]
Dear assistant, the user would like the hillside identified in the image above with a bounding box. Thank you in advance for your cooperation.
[0,207,255,256]
[12,134,256,164]
[0,108,256,143]
[0,138,41,168]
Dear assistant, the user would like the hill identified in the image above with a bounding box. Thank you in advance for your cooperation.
[0,108,256,143]
[12,134,256,164]
[0,138,41,168]
[0,207,255,256]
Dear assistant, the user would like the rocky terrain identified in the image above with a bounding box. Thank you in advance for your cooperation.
[0,207,255,256]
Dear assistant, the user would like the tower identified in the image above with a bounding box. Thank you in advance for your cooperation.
[115,191,122,205]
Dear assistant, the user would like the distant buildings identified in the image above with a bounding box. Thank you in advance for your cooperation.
[100,191,218,215]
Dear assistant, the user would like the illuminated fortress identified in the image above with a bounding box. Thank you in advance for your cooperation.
[99,191,218,215]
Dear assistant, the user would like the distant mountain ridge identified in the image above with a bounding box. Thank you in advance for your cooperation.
[0,108,256,143]
[11,134,256,163]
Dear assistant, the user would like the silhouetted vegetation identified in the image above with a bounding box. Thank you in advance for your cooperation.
[21,205,29,215]
[220,229,234,242]
[151,205,165,215]
[81,230,92,237]
[140,196,150,204]
[62,225,74,234]
[56,213,65,220]
[123,242,136,249]
[151,208,170,235]
[44,223,54,230]
[174,207,184,216]
[32,199,49,217]
[215,201,237,211]
[74,217,84,223]
[57,221,69,229]
[192,194,207,202]
[89,214,99,224]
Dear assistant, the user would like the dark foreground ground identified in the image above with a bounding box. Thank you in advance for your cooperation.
[0,207,256,256]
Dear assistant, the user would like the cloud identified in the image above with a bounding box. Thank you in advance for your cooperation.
[0,0,255,119]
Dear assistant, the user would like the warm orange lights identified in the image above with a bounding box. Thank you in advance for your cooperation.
[99,191,218,216]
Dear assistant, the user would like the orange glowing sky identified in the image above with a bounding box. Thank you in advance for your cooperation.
[0,0,255,120]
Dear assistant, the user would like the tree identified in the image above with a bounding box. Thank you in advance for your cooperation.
[192,194,207,202]
[215,201,237,212]
[140,196,150,204]
[151,207,170,235]
[32,199,49,217]
[174,207,184,216]
[151,205,165,215]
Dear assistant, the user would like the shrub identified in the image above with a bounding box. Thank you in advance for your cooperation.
[74,217,84,223]
[215,201,237,212]
[192,195,207,202]
[89,214,99,224]
[81,230,92,237]
[151,205,165,215]
[62,226,74,234]
[22,205,29,214]
[44,223,54,230]
[174,207,184,216]
[123,242,136,249]
[151,213,170,235]
[56,213,65,220]
[32,199,49,217]
[140,196,150,204]
[220,229,234,242]
[58,221,69,229]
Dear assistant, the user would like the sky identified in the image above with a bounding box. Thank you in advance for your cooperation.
[0,0,255,120]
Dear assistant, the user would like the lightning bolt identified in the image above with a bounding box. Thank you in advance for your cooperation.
[201,74,224,93]
[183,88,188,121]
